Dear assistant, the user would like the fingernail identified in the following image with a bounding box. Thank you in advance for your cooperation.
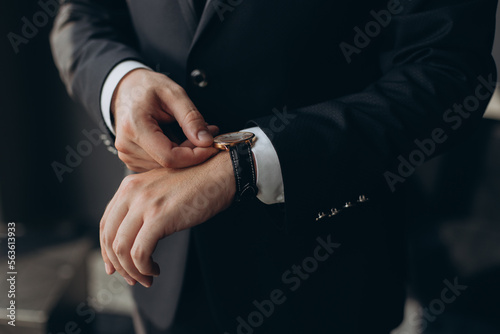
[125,277,136,286]
[197,130,213,143]
[105,263,112,275]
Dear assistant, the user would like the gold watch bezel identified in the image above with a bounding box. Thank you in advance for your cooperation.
[213,131,256,151]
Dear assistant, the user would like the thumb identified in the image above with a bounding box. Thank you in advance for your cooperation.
[158,87,213,147]
[187,111,214,146]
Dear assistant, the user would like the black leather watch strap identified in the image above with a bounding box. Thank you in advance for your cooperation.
[229,141,258,202]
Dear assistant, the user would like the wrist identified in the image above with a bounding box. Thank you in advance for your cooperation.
[111,68,152,119]
[212,131,258,202]
[210,151,237,203]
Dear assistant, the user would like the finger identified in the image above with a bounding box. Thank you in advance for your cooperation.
[123,159,163,173]
[119,117,173,157]
[126,165,155,173]
[166,146,220,168]
[106,243,137,285]
[157,87,213,147]
[101,246,115,275]
[136,124,177,168]
[119,154,163,172]
[179,125,220,149]
[179,140,196,149]
[140,133,218,168]
[116,141,164,172]
[100,197,119,275]
[113,212,153,288]
[135,110,216,168]
[117,141,164,166]
[102,201,137,286]
[131,219,164,277]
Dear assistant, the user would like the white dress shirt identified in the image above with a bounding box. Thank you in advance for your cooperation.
[100,61,285,204]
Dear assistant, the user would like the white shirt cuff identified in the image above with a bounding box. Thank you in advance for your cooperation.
[100,60,151,135]
[242,127,285,204]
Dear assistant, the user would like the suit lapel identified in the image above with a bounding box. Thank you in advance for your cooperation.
[190,0,217,50]
[176,0,219,50]
[177,0,198,38]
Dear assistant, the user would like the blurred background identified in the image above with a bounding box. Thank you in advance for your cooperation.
[1,1,500,334]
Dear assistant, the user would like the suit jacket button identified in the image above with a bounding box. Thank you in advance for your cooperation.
[316,212,326,221]
[357,195,369,203]
[191,69,208,87]
[329,208,340,217]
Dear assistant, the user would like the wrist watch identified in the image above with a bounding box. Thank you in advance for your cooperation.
[214,131,258,201]
[213,131,256,150]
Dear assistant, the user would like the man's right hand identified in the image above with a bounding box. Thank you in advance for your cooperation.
[111,69,219,172]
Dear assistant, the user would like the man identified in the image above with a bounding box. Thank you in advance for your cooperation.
[50,0,497,333]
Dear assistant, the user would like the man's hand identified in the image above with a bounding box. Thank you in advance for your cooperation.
[100,152,236,287]
[112,69,219,172]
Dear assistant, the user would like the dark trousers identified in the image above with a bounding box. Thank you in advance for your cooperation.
[136,234,219,334]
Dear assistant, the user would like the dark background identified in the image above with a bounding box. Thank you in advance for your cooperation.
[1,1,500,333]
[0,0,124,226]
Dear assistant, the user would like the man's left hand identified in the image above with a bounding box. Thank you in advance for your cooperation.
[100,152,235,288]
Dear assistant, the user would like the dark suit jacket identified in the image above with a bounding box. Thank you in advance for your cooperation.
[50,0,497,332]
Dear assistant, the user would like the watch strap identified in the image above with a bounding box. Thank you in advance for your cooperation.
[229,141,258,202]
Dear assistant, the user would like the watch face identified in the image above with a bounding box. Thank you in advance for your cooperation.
[214,131,255,145]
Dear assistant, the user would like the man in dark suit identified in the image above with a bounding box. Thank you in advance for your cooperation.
[50,0,497,333]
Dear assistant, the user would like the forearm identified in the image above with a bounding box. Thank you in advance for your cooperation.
[251,0,497,226]
[50,0,143,125]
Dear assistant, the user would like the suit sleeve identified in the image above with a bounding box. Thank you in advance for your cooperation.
[50,0,144,126]
[250,0,498,227]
